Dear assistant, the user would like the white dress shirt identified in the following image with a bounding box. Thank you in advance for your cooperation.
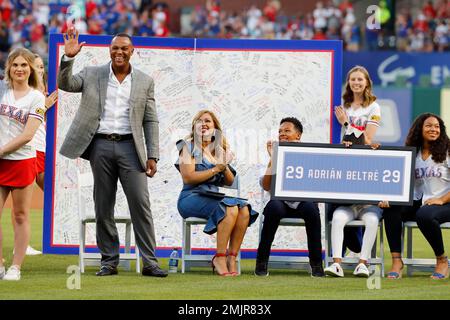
[96,63,133,135]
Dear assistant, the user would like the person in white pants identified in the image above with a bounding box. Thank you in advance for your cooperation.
[325,65,382,278]
[326,205,382,277]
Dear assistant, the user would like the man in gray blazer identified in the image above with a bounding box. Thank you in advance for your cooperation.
[58,27,167,277]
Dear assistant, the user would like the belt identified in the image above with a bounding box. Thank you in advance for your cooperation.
[95,133,133,141]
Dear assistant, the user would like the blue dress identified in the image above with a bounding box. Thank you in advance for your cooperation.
[175,140,259,235]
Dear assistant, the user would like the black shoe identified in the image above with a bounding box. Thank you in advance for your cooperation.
[254,260,269,276]
[142,264,168,277]
[310,264,325,277]
[96,265,118,276]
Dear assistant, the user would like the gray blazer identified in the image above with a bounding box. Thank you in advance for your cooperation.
[57,57,159,170]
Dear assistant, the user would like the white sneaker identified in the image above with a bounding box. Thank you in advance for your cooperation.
[353,263,370,278]
[324,262,344,277]
[13,246,42,256]
[0,266,5,279]
[3,265,21,281]
[26,246,42,255]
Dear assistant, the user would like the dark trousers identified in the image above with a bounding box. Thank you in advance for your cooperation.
[256,200,322,265]
[89,138,158,268]
[383,200,450,256]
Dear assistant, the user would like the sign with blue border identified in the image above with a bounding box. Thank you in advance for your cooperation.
[271,142,416,205]
[44,34,343,256]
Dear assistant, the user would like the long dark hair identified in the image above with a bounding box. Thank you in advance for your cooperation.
[405,113,450,163]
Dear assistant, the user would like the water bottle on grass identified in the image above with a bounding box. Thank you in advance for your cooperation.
[168,248,179,273]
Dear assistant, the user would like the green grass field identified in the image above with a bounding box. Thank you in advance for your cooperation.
[0,209,449,300]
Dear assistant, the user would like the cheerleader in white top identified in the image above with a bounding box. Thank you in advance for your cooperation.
[10,54,57,257]
[380,113,450,280]
[0,48,46,280]
[325,66,383,278]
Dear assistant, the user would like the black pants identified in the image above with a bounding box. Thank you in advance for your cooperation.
[256,200,322,265]
[383,200,450,256]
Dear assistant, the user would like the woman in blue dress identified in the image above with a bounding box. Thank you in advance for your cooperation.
[176,110,258,276]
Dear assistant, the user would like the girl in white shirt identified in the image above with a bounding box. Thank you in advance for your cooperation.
[325,66,382,278]
[0,48,45,281]
[9,54,58,257]
[380,113,450,280]
[335,65,381,146]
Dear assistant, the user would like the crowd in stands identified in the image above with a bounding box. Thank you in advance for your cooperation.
[187,0,449,52]
[396,0,450,52]
[187,0,364,50]
[0,0,449,68]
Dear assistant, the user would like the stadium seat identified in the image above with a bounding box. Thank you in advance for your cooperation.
[258,216,311,271]
[402,221,450,276]
[181,176,242,274]
[77,170,140,273]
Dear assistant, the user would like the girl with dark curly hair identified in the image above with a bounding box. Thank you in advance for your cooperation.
[380,113,450,279]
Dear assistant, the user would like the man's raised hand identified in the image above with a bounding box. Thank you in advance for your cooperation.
[63,27,86,58]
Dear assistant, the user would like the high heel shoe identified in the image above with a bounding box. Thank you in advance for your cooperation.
[431,256,449,280]
[387,256,404,279]
[211,253,230,276]
[227,252,239,276]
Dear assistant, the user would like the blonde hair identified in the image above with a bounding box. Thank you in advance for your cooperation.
[189,110,229,152]
[34,53,48,93]
[342,65,376,108]
[5,48,40,89]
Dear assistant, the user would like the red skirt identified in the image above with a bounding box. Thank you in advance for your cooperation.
[36,151,45,174]
[0,158,37,187]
